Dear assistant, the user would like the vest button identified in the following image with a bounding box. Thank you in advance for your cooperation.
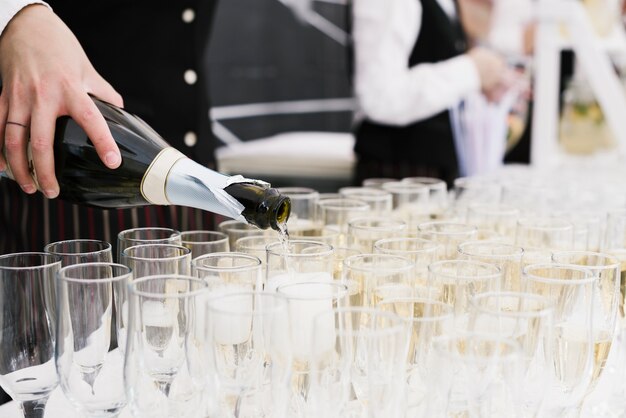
[184,69,198,85]
[184,131,197,147]
[182,8,195,23]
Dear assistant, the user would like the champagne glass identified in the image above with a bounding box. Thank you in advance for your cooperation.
[522,263,596,416]
[515,217,575,250]
[204,292,292,418]
[551,251,620,391]
[180,230,229,259]
[452,176,501,211]
[347,217,407,253]
[44,239,113,266]
[433,334,523,418]
[468,291,555,417]
[317,198,370,246]
[117,227,181,263]
[124,275,208,418]
[362,177,397,188]
[465,204,520,242]
[265,240,334,291]
[331,247,361,280]
[427,260,501,328]
[121,244,191,278]
[55,262,131,417]
[310,307,408,418]
[0,252,62,418]
[276,281,349,416]
[218,220,276,250]
[342,254,414,308]
[191,252,263,293]
[418,221,478,259]
[277,187,323,236]
[458,241,524,291]
[373,237,442,296]
[381,181,430,226]
[401,176,448,219]
[234,235,281,263]
[377,298,454,417]
[603,209,626,250]
[338,187,393,215]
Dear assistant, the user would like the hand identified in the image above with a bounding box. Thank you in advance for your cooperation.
[468,47,510,102]
[0,4,123,198]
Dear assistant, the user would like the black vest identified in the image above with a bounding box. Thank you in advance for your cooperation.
[47,0,218,166]
[354,0,468,183]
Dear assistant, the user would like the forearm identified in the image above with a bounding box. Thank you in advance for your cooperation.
[355,54,480,126]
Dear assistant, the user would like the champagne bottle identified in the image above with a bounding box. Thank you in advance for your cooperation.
[1,98,290,231]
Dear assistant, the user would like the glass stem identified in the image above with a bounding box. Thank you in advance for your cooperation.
[19,397,49,418]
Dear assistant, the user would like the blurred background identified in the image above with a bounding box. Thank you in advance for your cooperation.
[204,0,626,191]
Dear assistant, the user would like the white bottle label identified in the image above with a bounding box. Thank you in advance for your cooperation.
[140,147,186,205]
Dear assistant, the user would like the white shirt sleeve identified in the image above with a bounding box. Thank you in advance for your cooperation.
[352,0,481,127]
[0,1,49,37]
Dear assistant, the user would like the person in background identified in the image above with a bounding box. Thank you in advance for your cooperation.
[350,0,528,186]
[0,1,218,254]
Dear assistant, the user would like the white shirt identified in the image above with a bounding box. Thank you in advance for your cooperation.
[0,0,48,37]
[352,0,481,127]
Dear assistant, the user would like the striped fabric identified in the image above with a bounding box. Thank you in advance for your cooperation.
[0,178,218,256]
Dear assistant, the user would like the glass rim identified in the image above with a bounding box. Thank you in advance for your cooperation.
[522,263,596,284]
[316,198,370,210]
[428,259,502,281]
[418,221,478,235]
[129,275,208,299]
[339,187,393,200]
[458,241,524,258]
[57,262,132,284]
[348,217,407,231]
[374,237,442,253]
[433,333,522,362]
[516,217,574,231]
[551,250,620,269]
[117,227,181,243]
[343,253,415,273]
[266,240,334,258]
[121,243,191,261]
[180,230,229,244]
[469,291,554,318]
[206,291,288,315]
[378,297,454,321]
[400,176,446,187]
[217,219,260,232]
[381,181,430,193]
[234,235,281,248]
[192,252,262,272]
[467,203,520,216]
[0,252,62,270]
[315,306,407,336]
[276,280,349,300]
[277,187,320,197]
[44,239,112,256]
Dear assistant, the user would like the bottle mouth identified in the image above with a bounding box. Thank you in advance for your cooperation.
[271,196,291,230]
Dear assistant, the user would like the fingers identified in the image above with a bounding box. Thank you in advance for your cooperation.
[4,101,36,193]
[66,91,121,169]
[30,103,59,198]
